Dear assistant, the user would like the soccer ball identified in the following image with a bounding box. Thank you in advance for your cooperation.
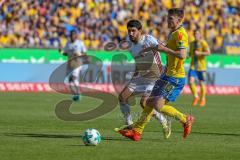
[82,129,101,146]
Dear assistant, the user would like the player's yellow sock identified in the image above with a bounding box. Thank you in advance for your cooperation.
[200,82,206,100]
[133,105,187,133]
[189,83,198,98]
[134,105,154,134]
[159,105,187,124]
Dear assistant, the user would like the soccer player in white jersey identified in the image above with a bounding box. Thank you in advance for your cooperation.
[59,30,87,101]
[117,20,171,138]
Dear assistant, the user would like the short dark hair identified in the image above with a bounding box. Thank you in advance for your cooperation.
[70,30,77,35]
[168,8,184,19]
[194,29,200,34]
[127,19,142,30]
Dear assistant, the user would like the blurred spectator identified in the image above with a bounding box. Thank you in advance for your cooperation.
[0,0,239,52]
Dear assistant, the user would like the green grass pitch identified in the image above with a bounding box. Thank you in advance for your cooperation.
[0,92,239,160]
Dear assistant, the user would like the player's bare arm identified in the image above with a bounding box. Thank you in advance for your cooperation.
[154,43,187,59]
[139,44,187,59]
[195,49,211,56]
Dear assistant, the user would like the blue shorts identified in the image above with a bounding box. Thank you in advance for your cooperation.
[188,69,206,81]
[150,75,186,102]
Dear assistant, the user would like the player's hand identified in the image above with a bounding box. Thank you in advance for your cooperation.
[58,47,62,53]
[58,47,66,55]
[195,51,201,56]
[156,43,166,52]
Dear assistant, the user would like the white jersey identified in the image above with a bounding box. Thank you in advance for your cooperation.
[64,39,87,78]
[129,34,163,79]
[64,39,87,58]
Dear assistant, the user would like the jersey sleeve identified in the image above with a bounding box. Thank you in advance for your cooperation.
[76,41,87,53]
[202,40,210,52]
[146,35,159,46]
[189,42,194,57]
[175,30,188,49]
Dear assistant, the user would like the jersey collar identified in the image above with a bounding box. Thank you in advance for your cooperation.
[167,25,183,40]
[170,25,183,34]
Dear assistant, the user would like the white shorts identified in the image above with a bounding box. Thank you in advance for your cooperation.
[128,76,155,97]
[69,65,88,79]
[71,67,80,78]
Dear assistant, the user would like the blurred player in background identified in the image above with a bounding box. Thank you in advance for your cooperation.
[188,29,211,107]
[117,8,194,141]
[117,19,171,138]
[59,30,87,101]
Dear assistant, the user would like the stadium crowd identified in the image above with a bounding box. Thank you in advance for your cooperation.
[0,0,239,52]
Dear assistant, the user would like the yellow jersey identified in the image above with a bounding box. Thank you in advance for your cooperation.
[166,26,188,78]
[189,40,209,71]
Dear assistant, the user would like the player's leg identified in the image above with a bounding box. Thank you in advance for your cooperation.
[138,79,171,138]
[152,77,194,138]
[140,83,161,122]
[188,69,199,106]
[117,78,170,140]
[154,98,187,123]
[120,96,186,141]
[69,75,80,101]
[153,98,194,139]
[69,77,80,101]
[140,96,166,125]
[199,81,206,107]
[197,71,207,107]
[119,86,134,125]
[69,67,81,101]
[118,77,151,126]
[149,77,188,123]
[140,92,171,139]
[116,79,160,140]
[119,77,194,140]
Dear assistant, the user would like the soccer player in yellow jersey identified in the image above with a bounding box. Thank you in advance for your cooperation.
[117,8,194,141]
[188,30,211,107]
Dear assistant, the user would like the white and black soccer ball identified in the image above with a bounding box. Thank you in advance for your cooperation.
[82,129,101,146]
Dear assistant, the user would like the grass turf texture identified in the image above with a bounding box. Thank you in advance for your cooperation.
[0,92,239,160]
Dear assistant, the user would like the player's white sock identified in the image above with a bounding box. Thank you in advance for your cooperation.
[119,102,133,125]
[152,110,168,127]
[70,79,80,96]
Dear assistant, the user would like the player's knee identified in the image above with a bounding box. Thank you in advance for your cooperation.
[159,103,164,109]
[119,94,127,103]
[153,98,165,110]
[146,97,154,108]
[199,80,205,85]
[188,78,195,84]
[140,99,146,109]
[164,100,169,105]
[146,99,150,106]
[118,95,123,102]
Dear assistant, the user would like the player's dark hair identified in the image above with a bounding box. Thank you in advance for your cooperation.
[168,8,184,19]
[127,19,142,30]
[194,29,200,34]
[70,30,77,35]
